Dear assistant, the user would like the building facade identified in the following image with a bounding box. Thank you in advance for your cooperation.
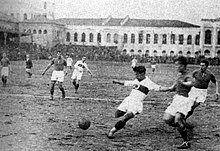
[1,0,220,58]
[200,18,220,57]
[59,16,201,57]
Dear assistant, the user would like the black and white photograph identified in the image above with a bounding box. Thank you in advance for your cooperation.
[0,0,220,150]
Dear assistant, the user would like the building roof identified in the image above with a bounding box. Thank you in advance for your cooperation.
[20,16,64,26]
[56,17,200,28]
[201,17,220,22]
[0,11,18,22]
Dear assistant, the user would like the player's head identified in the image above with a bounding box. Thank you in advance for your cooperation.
[200,59,209,72]
[82,56,86,62]
[26,54,30,58]
[174,56,188,73]
[57,51,62,59]
[133,65,146,81]
[2,52,6,58]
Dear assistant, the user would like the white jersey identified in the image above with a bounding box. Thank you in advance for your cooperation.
[124,76,160,102]
[66,57,73,66]
[131,59,137,68]
[74,60,89,72]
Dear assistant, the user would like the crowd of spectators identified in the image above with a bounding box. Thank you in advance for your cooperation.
[1,42,220,66]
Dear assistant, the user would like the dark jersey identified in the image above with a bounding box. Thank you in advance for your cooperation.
[192,69,216,89]
[1,57,10,67]
[175,72,192,97]
[26,59,33,69]
[51,58,67,71]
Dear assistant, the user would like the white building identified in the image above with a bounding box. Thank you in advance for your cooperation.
[59,16,201,57]
[0,0,55,21]
[200,18,220,58]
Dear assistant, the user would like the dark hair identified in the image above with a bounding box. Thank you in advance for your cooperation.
[133,65,146,74]
[57,50,61,53]
[174,56,188,66]
[200,59,209,67]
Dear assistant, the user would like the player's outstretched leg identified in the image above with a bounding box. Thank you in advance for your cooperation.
[49,81,56,100]
[108,111,134,139]
[175,113,190,149]
[58,82,65,99]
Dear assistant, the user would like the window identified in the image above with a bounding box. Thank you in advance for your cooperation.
[123,49,127,54]
[11,13,14,17]
[44,2,47,9]
[89,33,93,42]
[195,34,200,45]
[187,35,192,44]
[38,30,42,34]
[131,33,135,43]
[66,32,70,42]
[205,30,212,44]
[16,13,20,20]
[204,49,211,56]
[97,33,101,43]
[145,50,149,57]
[138,33,143,44]
[138,49,142,54]
[170,34,175,44]
[130,49,134,55]
[179,34,184,45]
[24,13,27,20]
[33,29,36,34]
[113,33,118,44]
[123,34,128,43]
[107,33,111,42]
[81,33,86,42]
[162,50,166,55]
[74,32,78,42]
[162,34,167,44]
[153,50,157,56]
[146,34,151,44]
[170,51,174,57]
[44,30,47,34]
[218,31,220,45]
[154,34,158,44]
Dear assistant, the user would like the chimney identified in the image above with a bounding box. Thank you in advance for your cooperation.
[120,15,129,26]
[102,15,112,26]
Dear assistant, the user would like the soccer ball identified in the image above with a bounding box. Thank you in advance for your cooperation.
[78,118,91,130]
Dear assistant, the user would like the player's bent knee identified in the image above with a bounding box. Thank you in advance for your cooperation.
[115,110,126,118]
[163,113,174,124]
[115,120,126,130]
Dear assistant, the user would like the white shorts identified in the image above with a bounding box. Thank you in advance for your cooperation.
[165,94,194,116]
[151,64,156,69]
[1,67,9,76]
[26,68,32,73]
[71,70,83,80]
[117,97,143,115]
[51,71,65,82]
[188,87,207,103]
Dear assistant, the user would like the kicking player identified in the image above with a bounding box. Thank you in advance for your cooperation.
[185,59,219,119]
[0,53,10,87]
[71,57,92,93]
[107,65,167,139]
[42,51,67,100]
[162,56,193,149]
[25,54,33,78]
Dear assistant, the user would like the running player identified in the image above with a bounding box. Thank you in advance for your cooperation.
[150,57,157,73]
[42,51,67,100]
[107,65,167,139]
[0,52,10,87]
[185,59,219,119]
[131,56,137,69]
[71,56,92,93]
[162,56,193,149]
[25,54,33,78]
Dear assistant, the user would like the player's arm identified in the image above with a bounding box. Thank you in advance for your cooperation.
[42,61,53,75]
[63,60,68,75]
[113,80,125,85]
[211,74,219,99]
[159,82,176,92]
